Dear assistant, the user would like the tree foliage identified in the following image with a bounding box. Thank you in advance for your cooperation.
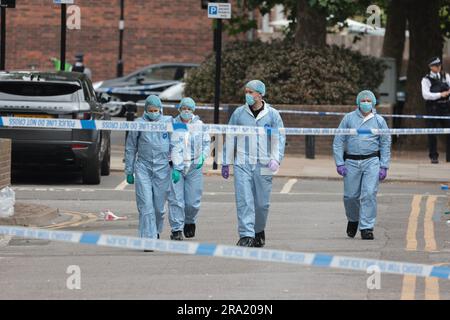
[226,0,377,38]
[185,40,386,105]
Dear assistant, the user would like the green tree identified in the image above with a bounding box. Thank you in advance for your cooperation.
[185,40,385,104]
[381,0,407,77]
[227,0,375,46]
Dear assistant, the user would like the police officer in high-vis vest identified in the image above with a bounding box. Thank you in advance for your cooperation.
[421,56,450,163]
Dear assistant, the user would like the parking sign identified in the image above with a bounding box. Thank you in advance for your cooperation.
[209,5,217,15]
[207,2,231,19]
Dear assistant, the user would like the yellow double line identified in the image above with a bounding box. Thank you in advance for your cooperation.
[401,195,439,300]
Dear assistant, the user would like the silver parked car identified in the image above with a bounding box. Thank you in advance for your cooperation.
[0,71,111,185]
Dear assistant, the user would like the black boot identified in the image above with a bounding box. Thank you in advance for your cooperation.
[346,221,359,238]
[170,231,183,241]
[254,231,265,247]
[236,237,255,247]
[361,229,374,240]
[183,224,196,238]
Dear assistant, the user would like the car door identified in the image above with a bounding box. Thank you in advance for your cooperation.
[85,78,111,162]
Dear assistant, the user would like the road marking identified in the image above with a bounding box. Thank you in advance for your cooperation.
[10,186,447,199]
[402,195,422,300]
[406,195,422,251]
[44,211,98,230]
[401,275,417,300]
[402,195,441,300]
[115,179,128,191]
[13,187,96,192]
[280,179,298,194]
[425,277,440,300]
[0,235,12,247]
[424,196,437,252]
[424,196,440,300]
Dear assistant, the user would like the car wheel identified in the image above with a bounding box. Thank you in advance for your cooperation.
[82,150,101,185]
[101,143,111,176]
[105,96,126,117]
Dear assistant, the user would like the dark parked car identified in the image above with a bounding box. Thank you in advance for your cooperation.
[94,62,199,116]
[0,71,111,184]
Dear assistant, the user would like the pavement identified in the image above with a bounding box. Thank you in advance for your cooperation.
[109,118,450,184]
[111,148,450,183]
[0,203,58,227]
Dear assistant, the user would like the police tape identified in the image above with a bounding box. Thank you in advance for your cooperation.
[3,116,450,136]
[105,101,224,111]
[277,109,450,120]
[106,101,450,120]
[0,225,449,280]
[98,82,179,96]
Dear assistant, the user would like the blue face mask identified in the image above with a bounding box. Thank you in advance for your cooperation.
[359,102,372,113]
[245,94,255,106]
[145,111,160,121]
[180,110,193,121]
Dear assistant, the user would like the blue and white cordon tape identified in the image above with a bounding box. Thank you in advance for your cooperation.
[107,101,450,120]
[277,109,450,120]
[105,101,225,111]
[98,82,179,96]
[0,225,449,280]
[2,116,450,136]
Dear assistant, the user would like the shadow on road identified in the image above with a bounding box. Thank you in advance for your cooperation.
[12,168,82,185]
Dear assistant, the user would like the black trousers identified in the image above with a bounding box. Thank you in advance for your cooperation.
[426,104,450,161]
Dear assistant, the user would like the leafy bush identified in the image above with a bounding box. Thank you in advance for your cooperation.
[185,40,386,105]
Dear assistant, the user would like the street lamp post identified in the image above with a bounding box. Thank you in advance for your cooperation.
[0,0,15,70]
[60,3,67,71]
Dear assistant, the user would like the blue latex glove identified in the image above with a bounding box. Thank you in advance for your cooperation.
[336,165,347,177]
[222,165,229,179]
[379,167,387,181]
[196,154,205,169]
[172,170,181,184]
[126,174,134,184]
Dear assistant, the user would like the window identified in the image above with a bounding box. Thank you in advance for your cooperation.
[0,81,80,102]
[142,67,178,81]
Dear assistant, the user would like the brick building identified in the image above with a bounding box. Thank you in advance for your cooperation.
[0,139,11,189]
[3,0,221,82]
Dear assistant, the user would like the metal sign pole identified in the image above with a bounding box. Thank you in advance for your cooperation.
[212,19,222,170]
[205,1,231,170]
[117,0,124,77]
[60,4,67,71]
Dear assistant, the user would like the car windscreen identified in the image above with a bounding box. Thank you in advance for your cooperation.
[0,81,81,102]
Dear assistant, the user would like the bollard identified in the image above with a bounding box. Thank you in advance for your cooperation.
[227,104,237,120]
[305,135,315,159]
[212,104,237,170]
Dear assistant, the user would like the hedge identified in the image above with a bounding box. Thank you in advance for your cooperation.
[185,40,387,105]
